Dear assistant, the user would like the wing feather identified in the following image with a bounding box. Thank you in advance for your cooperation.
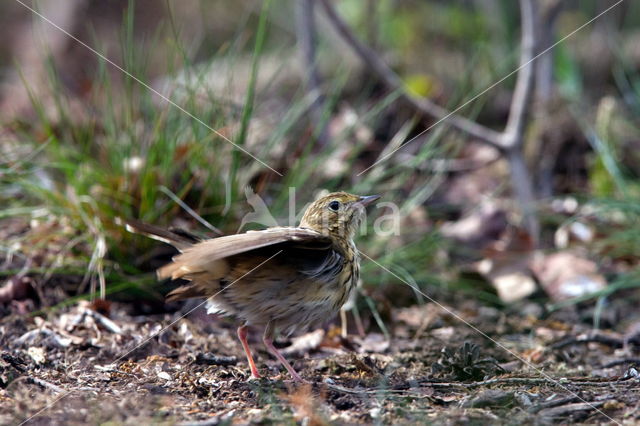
[124,219,201,251]
[157,227,330,281]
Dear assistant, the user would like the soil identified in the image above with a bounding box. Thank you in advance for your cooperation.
[1,294,639,425]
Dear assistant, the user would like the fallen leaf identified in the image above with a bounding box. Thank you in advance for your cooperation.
[476,227,537,303]
[530,252,607,302]
[441,202,508,249]
[354,333,389,353]
[282,329,325,355]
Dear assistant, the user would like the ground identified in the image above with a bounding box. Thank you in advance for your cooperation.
[2,293,639,425]
[1,1,640,424]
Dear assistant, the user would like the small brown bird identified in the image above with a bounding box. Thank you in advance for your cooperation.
[127,192,379,381]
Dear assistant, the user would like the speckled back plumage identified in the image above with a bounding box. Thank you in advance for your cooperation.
[196,230,356,335]
[127,191,379,381]
[148,192,373,336]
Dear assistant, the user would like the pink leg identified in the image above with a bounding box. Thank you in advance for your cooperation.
[262,335,303,382]
[237,325,261,379]
[262,322,306,382]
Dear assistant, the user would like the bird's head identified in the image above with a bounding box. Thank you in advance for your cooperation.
[300,192,380,242]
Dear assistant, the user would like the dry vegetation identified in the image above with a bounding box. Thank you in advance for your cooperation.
[2,0,640,424]
[2,294,640,424]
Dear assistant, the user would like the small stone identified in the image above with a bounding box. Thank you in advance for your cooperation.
[27,347,46,365]
[369,407,381,418]
[157,371,171,381]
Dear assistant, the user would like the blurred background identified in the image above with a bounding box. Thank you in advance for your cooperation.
[3,0,640,423]
[1,0,639,331]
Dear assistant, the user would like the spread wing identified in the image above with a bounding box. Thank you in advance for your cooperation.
[156,227,333,301]
[157,227,330,279]
[125,220,334,302]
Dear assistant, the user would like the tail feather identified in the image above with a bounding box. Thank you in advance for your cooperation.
[123,218,226,303]
[165,272,224,301]
[157,256,229,281]
[166,283,210,301]
[156,262,187,280]
[158,255,229,302]
[124,219,200,251]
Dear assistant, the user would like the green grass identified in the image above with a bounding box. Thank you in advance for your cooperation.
[0,1,448,308]
[3,0,640,315]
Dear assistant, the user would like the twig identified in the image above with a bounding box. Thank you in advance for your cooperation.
[535,0,564,103]
[551,330,640,351]
[27,377,65,393]
[422,377,551,388]
[295,0,329,146]
[317,0,503,150]
[323,382,432,397]
[533,0,563,198]
[502,0,537,151]
[528,395,581,413]
[601,358,640,368]
[502,0,540,240]
[538,401,606,419]
[550,334,624,350]
[325,374,636,397]
[414,154,502,173]
[421,376,638,388]
[318,0,541,241]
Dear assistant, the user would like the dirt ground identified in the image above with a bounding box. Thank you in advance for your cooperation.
[2,292,639,425]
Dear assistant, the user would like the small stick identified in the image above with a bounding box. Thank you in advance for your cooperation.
[27,377,65,393]
[550,334,624,350]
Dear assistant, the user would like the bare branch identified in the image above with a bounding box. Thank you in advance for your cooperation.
[318,0,542,242]
[501,0,539,241]
[507,148,539,241]
[317,0,504,150]
[535,0,564,103]
[295,0,329,146]
[501,0,538,149]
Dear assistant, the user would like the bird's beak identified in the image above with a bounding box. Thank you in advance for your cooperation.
[354,194,381,208]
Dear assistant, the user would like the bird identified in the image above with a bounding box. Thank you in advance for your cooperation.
[126,191,380,381]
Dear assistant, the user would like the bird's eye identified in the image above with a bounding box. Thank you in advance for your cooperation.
[328,201,340,211]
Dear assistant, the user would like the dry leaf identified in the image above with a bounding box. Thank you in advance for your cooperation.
[476,227,536,303]
[530,252,606,302]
